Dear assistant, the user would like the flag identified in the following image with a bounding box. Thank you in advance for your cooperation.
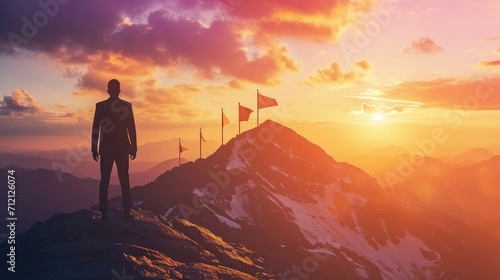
[222,111,230,127]
[200,129,207,144]
[257,91,278,109]
[179,142,188,153]
[239,104,253,122]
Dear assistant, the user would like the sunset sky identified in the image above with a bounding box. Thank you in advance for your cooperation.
[0,0,499,160]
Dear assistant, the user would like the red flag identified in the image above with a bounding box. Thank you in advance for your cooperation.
[222,111,230,127]
[179,142,188,153]
[257,91,278,109]
[239,104,253,122]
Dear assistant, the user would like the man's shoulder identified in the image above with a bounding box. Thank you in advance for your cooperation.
[95,98,132,107]
[95,99,108,107]
[119,99,132,107]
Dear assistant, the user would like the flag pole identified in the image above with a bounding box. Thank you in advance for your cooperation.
[256,89,259,126]
[178,138,180,166]
[199,128,202,159]
[221,108,224,145]
[238,102,241,135]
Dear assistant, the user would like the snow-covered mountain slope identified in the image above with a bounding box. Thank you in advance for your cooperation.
[132,120,500,279]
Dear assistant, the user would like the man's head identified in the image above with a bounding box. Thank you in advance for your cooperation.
[107,79,121,96]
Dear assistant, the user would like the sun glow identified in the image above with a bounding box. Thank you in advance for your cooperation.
[374,113,383,122]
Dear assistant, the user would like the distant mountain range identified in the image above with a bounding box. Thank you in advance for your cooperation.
[380,155,500,239]
[0,153,186,187]
[0,168,121,234]
[0,156,185,235]
[1,138,220,163]
[350,146,500,239]
[445,147,496,167]
[2,121,500,279]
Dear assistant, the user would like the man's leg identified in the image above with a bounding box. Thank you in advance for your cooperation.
[99,153,114,220]
[116,152,131,216]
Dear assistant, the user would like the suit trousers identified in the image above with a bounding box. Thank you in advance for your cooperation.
[99,151,131,215]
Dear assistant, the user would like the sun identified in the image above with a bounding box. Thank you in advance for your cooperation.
[374,113,383,122]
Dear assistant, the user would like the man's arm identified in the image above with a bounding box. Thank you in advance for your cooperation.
[91,104,100,161]
[128,103,137,160]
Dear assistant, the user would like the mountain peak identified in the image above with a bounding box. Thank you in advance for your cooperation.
[215,120,343,186]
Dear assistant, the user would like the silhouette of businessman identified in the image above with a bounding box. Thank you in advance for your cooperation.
[92,79,137,221]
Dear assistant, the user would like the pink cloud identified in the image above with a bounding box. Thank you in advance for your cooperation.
[404,37,443,54]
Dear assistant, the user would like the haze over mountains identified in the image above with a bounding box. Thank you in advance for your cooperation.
[349,145,500,239]
[0,138,219,163]
[0,152,187,187]
[2,121,500,279]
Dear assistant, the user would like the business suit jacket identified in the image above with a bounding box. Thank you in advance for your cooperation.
[91,96,137,155]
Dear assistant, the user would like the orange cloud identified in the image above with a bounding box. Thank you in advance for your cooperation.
[383,77,500,110]
[484,35,500,42]
[478,60,500,68]
[231,45,299,84]
[354,103,406,115]
[403,37,443,54]
[138,80,199,106]
[303,60,371,85]
[233,0,373,42]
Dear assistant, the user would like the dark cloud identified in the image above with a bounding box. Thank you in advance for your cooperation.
[0,90,41,116]
[0,0,156,54]
[0,0,371,84]
[0,1,299,84]
[403,37,443,54]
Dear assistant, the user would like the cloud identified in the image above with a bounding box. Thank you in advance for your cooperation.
[303,60,371,85]
[403,37,443,54]
[129,79,208,121]
[0,1,302,85]
[228,0,373,41]
[0,0,372,85]
[0,90,42,116]
[358,103,405,115]
[383,77,500,110]
[478,60,500,68]
[484,36,500,42]
[138,80,198,106]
